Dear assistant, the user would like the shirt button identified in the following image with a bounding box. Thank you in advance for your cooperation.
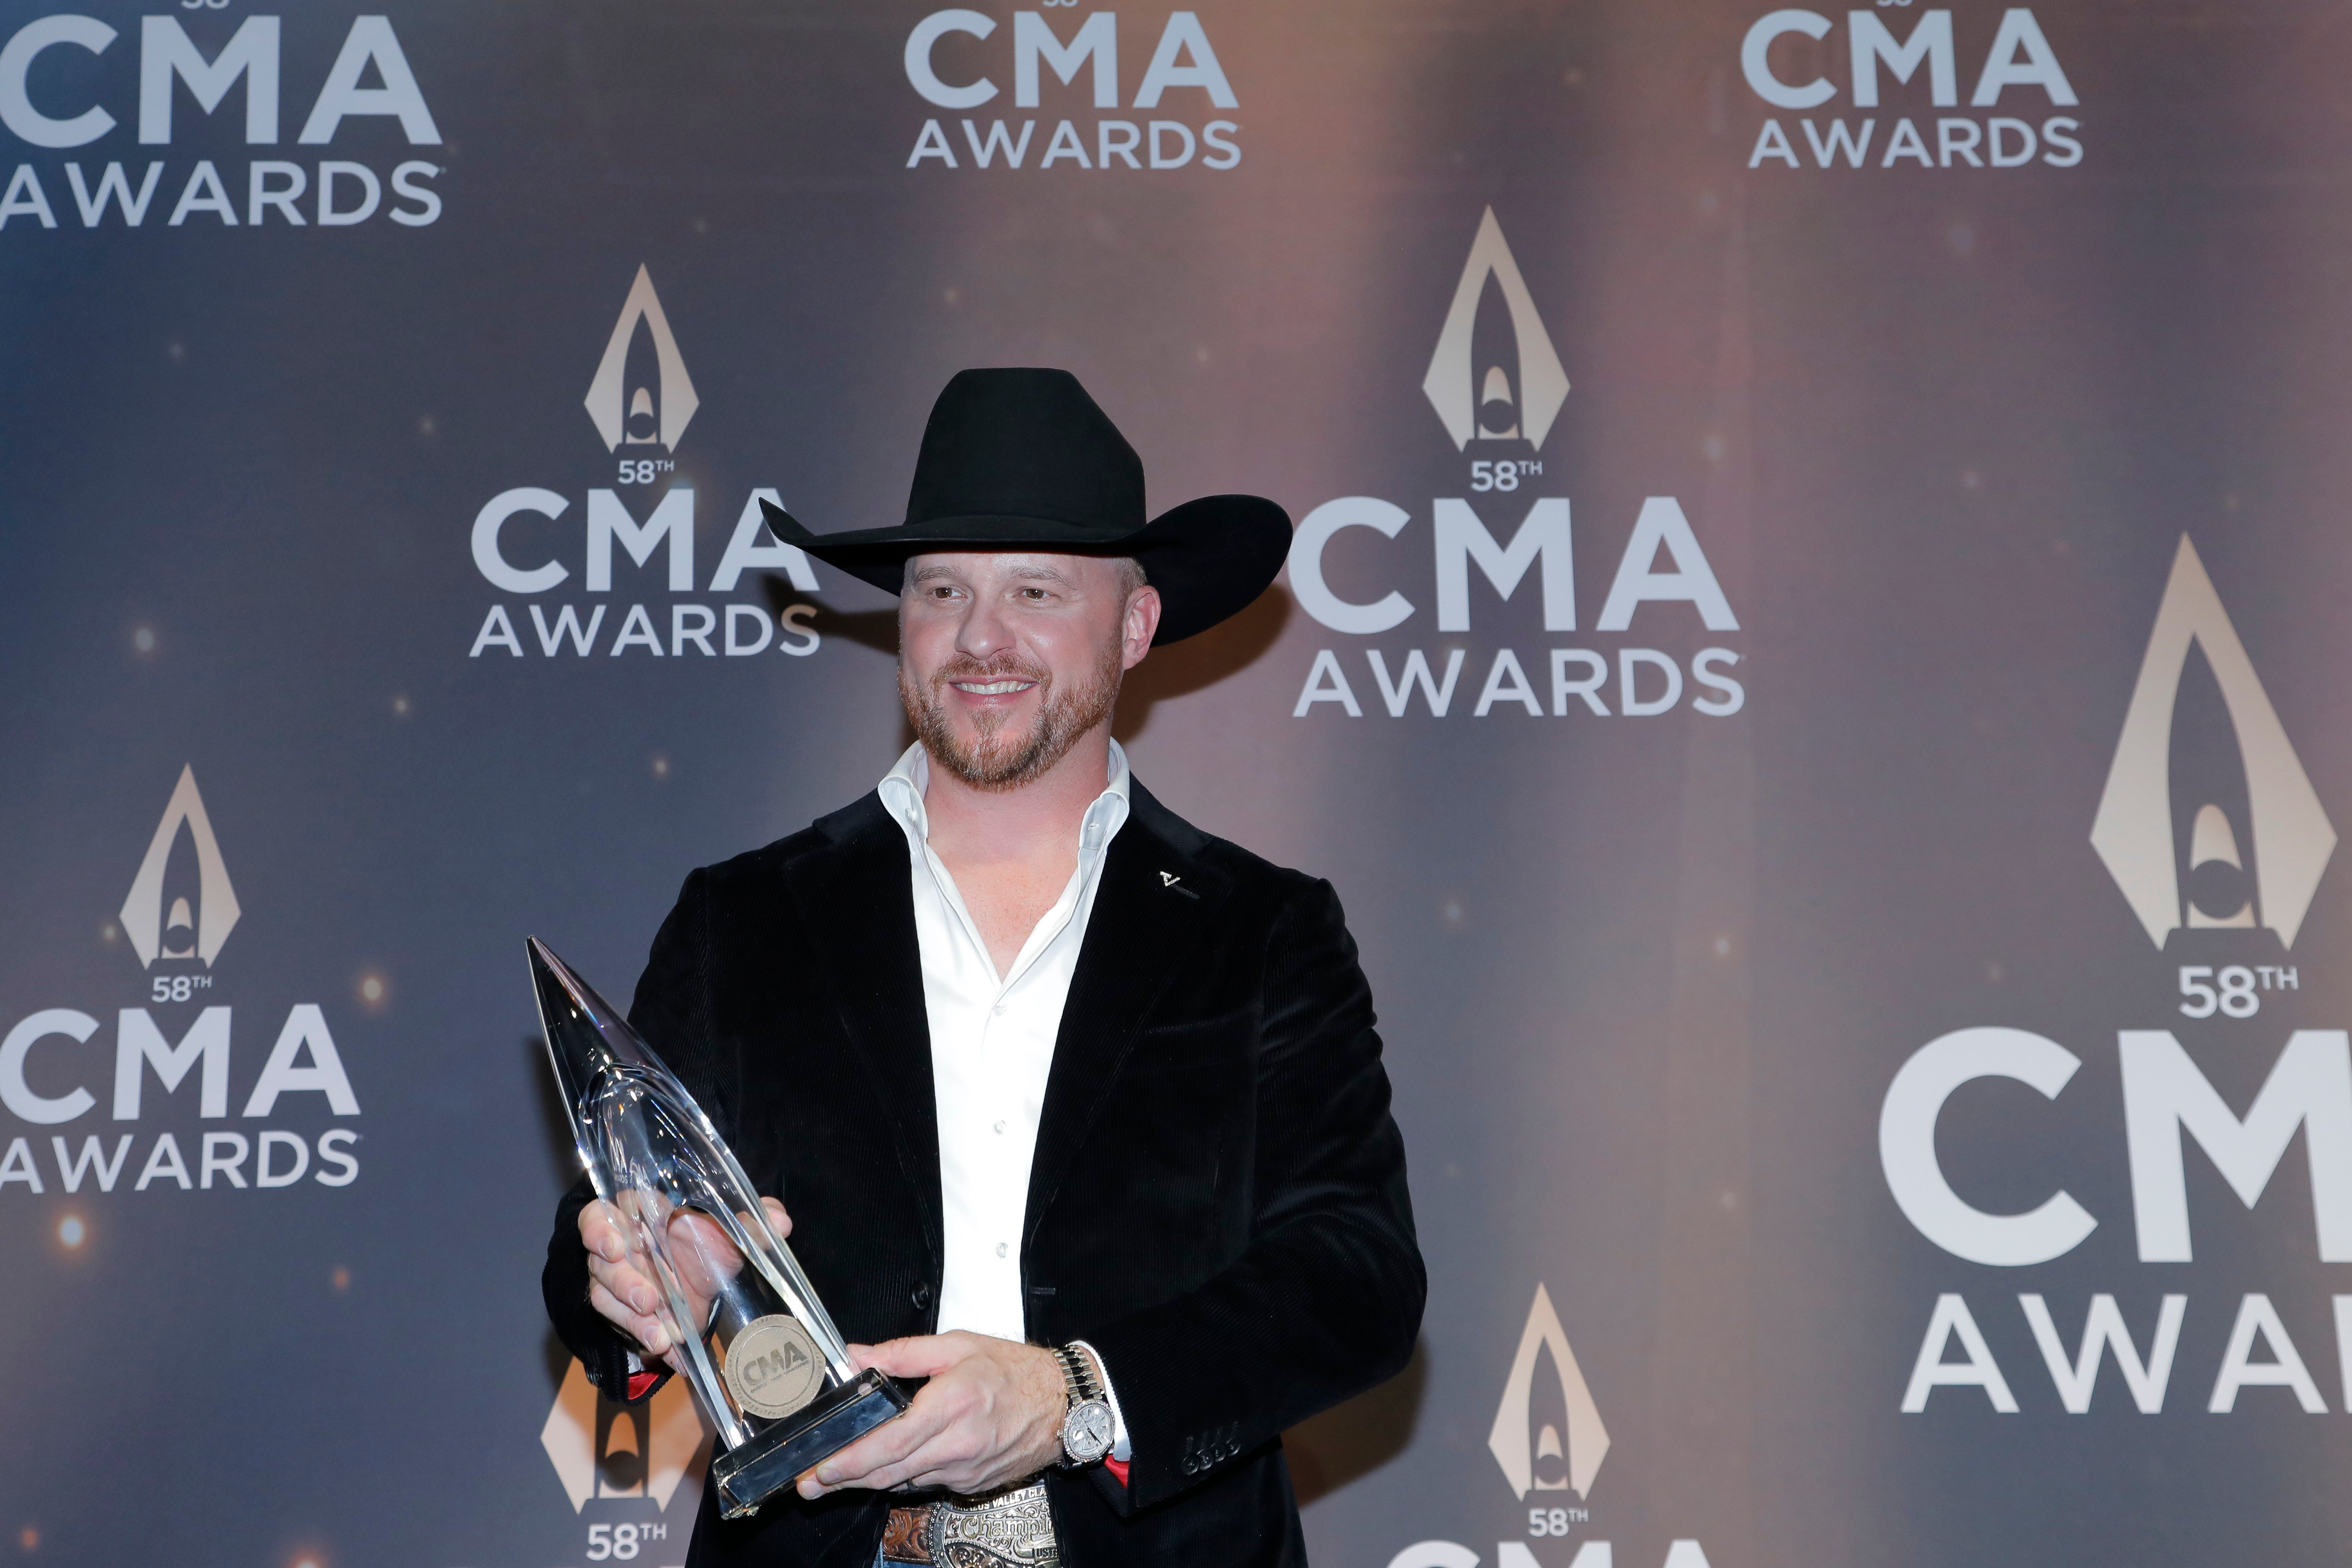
[993,1120,1007,1134]
[996,1242,1009,1258]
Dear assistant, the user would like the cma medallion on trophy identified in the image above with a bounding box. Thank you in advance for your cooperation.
[529,938,909,1517]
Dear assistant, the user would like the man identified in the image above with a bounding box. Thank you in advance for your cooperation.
[544,368,1423,1568]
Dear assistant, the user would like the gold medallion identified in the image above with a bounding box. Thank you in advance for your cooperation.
[723,1314,824,1419]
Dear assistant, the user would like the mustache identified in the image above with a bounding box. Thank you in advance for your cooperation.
[925,653,1049,688]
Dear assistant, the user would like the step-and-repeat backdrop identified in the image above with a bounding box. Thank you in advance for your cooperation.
[7,2,2352,1564]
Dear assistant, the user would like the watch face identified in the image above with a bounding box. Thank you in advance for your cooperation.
[1064,1400,1115,1461]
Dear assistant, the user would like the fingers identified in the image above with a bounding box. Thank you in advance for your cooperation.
[760,1195,792,1238]
[585,1250,661,1316]
[580,1198,741,1366]
[800,1384,961,1496]
[580,1205,675,1355]
[664,1210,745,1299]
[588,1279,674,1356]
[856,1333,975,1381]
[823,1448,957,1497]
[579,1200,629,1264]
[814,1420,1014,1498]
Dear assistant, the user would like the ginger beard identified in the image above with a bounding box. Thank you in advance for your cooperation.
[900,634,1127,790]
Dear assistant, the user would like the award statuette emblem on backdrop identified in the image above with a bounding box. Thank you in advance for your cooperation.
[529,937,909,1517]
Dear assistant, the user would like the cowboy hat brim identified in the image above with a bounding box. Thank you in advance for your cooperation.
[756,495,1289,645]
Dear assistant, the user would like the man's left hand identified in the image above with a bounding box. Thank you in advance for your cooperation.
[797,1331,1066,1499]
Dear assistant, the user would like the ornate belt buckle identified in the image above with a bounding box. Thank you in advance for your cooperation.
[927,1480,1059,1568]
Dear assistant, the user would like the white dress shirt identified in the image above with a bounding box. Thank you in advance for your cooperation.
[876,740,1132,1459]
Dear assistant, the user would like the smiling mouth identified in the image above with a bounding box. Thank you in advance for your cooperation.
[951,679,1036,696]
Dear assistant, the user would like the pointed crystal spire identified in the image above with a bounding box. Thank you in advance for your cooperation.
[530,936,671,1157]
[528,936,754,1220]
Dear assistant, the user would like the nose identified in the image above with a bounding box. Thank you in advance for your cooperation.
[954,589,1015,661]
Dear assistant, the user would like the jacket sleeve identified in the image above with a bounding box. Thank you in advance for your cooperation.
[1081,876,1425,1511]
[540,868,723,1402]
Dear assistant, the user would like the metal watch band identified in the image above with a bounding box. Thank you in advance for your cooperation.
[1055,1344,1104,1404]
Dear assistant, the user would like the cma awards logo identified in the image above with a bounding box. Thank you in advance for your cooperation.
[541,1359,710,1517]
[1880,536,2352,1422]
[119,765,239,969]
[1,767,361,1199]
[0,13,446,237]
[2090,534,2335,949]
[465,265,823,663]
[1383,1285,1711,1568]
[1422,207,1570,453]
[1289,206,1746,726]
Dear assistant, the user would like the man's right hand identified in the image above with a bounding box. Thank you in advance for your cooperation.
[581,1194,791,1370]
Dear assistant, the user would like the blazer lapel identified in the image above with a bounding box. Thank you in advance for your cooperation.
[782,794,943,1265]
[1024,784,1229,1244]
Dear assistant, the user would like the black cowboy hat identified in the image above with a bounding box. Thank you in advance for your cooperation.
[756,368,1289,645]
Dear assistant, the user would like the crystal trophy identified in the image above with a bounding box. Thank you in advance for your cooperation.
[530,937,909,1518]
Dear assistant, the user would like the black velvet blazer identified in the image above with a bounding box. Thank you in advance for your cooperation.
[543,780,1424,1568]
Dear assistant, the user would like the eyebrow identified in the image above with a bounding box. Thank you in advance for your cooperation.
[908,560,1073,585]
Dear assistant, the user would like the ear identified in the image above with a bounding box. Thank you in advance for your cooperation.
[1121,585,1162,669]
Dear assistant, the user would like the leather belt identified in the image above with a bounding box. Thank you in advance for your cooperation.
[882,1480,1058,1568]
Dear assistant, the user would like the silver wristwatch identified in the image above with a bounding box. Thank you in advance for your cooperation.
[1054,1344,1116,1466]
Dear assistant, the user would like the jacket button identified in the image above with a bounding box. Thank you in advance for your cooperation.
[912,1282,932,1309]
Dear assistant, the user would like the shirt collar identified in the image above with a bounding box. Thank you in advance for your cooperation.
[878,739,1132,857]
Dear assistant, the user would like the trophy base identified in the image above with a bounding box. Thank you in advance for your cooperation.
[711,1368,912,1519]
